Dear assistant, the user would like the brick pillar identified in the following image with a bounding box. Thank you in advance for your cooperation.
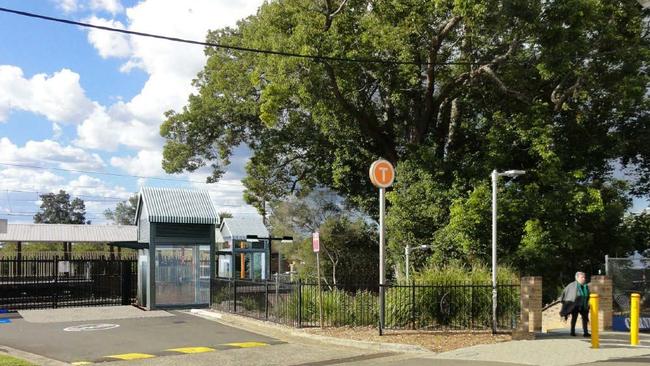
[589,275,612,331]
[520,276,543,333]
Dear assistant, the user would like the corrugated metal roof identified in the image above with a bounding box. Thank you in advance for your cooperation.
[0,224,137,243]
[221,217,268,239]
[137,187,219,225]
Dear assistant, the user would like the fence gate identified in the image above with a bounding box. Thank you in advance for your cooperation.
[0,255,137,311]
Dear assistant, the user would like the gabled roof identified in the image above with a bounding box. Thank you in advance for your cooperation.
[221,217,268,240]
[0,224,137,243]
[135,187,219,225]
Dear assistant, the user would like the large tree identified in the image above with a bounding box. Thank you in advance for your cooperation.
[34,190,86,224]
[104,194,138,225]
[162,1,649,292]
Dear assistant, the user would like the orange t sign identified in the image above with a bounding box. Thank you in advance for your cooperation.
[369,159,395,188]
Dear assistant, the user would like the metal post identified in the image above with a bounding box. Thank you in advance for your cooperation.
[405,245,410,283]
[491,169,498,334]
[631,293,640,345]
[605,255,609,276]
[379,187,386,334]
[590,294,600,348]
[316,252,323,328]
[411,282,416,329]
[297,279,303,328]
[265,280,269,320]
[233,279,237,313]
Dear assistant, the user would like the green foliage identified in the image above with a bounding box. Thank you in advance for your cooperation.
[33,190,86,224]
[162,0,649,300]
[269,191,377,285]
[0,355,35,366]
[103,194,138,225]
[622,212,650,252]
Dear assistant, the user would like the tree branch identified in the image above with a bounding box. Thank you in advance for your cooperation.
[323,0,348,31]
[551,77,583,112]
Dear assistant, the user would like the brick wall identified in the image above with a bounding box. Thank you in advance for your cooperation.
[520,276,543,333]
[589,275,613,331]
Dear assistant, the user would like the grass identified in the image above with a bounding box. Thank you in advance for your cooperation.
[0,354,35,366]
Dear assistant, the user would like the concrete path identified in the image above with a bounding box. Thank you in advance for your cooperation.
[18,305,173,323]
[434,330,650,366]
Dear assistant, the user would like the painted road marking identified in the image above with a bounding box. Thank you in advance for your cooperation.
[64,324,120,332]
[0,319,11,324]
[167,346,215,354]
[225,341,269,348]
[107,353,156,360]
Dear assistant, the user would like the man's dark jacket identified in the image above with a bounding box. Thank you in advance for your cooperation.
[560,281,589,319]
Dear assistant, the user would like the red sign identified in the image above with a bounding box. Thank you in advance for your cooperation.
[312,232,320,253]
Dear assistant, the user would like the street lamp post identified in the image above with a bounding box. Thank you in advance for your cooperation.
[491,169,525,334]
[405,244,431,283]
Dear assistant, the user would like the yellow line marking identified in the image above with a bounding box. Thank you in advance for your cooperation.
[225,342,269,348]
[167,346,215,354]
[71,362,93,365]
[107,353,156,360]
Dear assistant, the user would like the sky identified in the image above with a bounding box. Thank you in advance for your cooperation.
[0,0,266,223]
[0,1,647,225]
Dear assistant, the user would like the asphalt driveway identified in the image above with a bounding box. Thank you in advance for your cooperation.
[0,308,281,364]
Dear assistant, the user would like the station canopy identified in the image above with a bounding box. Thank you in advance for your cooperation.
[0,223,137,244]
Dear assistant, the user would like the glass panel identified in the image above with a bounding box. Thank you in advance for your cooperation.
[253,252,265,280]
[155,246,196,305]
[217,254,232,278]
[155,245,210,305]
[198,245,210,303]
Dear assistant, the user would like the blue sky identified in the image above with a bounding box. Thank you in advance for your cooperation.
[0,0,264,222]
[0,0,647,224]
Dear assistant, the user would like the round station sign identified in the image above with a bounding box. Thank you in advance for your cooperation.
[369,159,395,188]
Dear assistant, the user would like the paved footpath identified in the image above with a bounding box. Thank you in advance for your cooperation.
[1,307,649,366]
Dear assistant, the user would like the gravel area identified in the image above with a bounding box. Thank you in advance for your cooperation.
[304,326,511,352]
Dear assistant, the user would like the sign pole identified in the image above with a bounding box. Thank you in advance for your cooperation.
[312,232,323,328]
[379,187,386,334]
[369,159,394,336]
[316,251,323,328]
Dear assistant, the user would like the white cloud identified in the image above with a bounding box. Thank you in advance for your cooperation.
[0,66,95,124]
[110,149,165,177]
[0,168,65,192]
[52,123,63,140]
[55,0,78,13]
[75,104,162,151]
[0,137,105,170]
[90,0,124,14]
[85,17,131,59]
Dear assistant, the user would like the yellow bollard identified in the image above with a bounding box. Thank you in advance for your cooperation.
[631,293,640,346]
[589,294,599,349]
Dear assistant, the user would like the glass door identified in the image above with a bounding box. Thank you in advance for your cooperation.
[155,245,210,306]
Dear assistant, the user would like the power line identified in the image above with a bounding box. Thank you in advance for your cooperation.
[0,162,244,186]
[0,6,480,67]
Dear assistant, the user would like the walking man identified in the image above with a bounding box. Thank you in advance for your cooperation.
[560,271,591,337]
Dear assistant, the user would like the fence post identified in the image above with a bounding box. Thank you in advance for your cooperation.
[53,256,58,309]
[297,279,302,328]
[233,279,237,313]
[411,282,416,330]
[265,280,269,320]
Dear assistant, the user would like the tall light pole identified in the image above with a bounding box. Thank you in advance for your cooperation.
[405,244,431,283]
[491,169,525,334]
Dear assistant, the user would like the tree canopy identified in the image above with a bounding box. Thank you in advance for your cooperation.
[103,194,138,225]
[162,0,649,294]
[34,190,87,224]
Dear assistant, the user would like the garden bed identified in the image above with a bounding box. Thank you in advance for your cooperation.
[303,326,511,352]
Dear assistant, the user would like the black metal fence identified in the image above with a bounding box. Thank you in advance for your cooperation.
[0,255,137,311]
[211,278,520,331]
